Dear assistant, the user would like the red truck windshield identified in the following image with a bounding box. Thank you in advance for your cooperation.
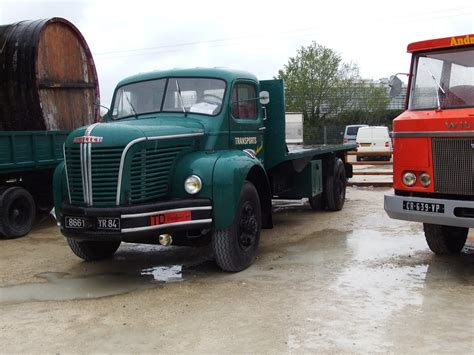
[409,47,474,110]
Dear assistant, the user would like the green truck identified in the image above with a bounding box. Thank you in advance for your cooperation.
[53,68,355,271]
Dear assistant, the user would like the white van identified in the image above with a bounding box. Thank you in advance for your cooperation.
[343,124,368,144]
[356,126,392,161]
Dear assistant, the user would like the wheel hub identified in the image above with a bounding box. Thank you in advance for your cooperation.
[239,203,258,249]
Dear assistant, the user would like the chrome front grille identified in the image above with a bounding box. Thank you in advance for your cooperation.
[432,138,474,196]
[129,145,191,203]
[91,147,123,205]
[64,147,82,204]
[65,146,123,206]
[65,142,194,206]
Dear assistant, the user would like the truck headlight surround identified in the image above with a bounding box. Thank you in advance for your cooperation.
[420,173,431,187]
[402,172,416,187]
[184,175,202,194]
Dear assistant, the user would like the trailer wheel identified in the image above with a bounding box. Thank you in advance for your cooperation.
[213,181,261,272]
[423,223,468,254]
[0,187,36,238]
[67,238,121,261]
[324,158,346,211]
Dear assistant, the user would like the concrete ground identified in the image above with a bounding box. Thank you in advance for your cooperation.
[1,187,473,354]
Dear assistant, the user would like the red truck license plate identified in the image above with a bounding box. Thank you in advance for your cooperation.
[402,201,445,213]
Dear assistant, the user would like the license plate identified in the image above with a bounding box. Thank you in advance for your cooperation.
[97,217,120,230]
[402,201,445,213]
[360,143,371,147]
[65,216,85,229]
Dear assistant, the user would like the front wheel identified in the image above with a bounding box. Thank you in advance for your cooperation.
[423,223,468,254]
[213,181,261,272]
[67,239,121,261]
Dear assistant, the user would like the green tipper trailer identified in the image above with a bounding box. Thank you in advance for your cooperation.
[53,68,356,272]
[0,131,69,237]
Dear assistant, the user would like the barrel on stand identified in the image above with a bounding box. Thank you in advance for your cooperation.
[0,17,99,131]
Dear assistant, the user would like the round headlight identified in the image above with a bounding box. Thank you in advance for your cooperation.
[420,173,431,187]
[403,172,416,187]
[184,175,202,194]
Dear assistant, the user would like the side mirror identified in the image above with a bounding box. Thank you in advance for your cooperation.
[259,91,270,105]
[388,73,408,98]
[102,110,111,121]
[95,100,111,121]
[389,76,402,98]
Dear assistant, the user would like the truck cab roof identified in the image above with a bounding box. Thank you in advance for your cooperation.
[116,67,259,88]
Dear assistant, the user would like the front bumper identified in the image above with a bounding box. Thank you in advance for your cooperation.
[60,198,213,241]
[384,193,474,228]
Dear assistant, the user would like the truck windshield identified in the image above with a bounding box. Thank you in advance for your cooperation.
[111,77,226,119]
[409,47,474,110]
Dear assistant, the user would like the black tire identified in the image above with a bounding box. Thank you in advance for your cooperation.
[67,238,121,261]
[213,181,261,272]
[324,158,346,211]
[423,223,468,254]
[0,187,36,238]
[308,194,323,211]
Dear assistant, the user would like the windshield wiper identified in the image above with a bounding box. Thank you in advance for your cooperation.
[175,80,187,117]
[423,63,446,110]
[125,94,139,119]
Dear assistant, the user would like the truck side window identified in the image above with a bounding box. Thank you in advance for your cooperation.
[231,83,257,119]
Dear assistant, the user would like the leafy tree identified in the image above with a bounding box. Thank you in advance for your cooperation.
[277,41,359,122]
[352,81,390,112]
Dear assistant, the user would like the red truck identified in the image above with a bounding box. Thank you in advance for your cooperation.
[384,34,473,254]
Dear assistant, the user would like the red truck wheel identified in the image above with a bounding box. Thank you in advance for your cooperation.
[213,181,261,272]
[0,187,36,238]
[423,223,468,254]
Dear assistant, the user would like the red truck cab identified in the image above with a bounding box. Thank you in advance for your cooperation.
[384,34,474,254]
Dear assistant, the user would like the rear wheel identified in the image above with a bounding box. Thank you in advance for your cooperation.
[67,238,121,261]
[308,194,323,211]
[0,187,36,238]
[423,223,468,254]
[324,158,346,211]
[213,182,261,272]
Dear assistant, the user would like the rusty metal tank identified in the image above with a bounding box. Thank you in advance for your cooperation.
[0,17,99,131]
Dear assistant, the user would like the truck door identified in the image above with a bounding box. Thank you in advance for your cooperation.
[228,80,265,163]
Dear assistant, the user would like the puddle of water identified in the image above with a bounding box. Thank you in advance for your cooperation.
[141,265,183,282]
[0,265,184,305]
[347,228,427,261]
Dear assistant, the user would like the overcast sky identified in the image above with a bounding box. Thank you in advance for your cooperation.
[1,0,473,106]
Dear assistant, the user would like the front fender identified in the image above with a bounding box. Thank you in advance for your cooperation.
[170,151,220,199]
[213,151,266,229]
[53,161,67,221]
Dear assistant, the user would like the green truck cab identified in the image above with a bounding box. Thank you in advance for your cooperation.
[54,68,355,271]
